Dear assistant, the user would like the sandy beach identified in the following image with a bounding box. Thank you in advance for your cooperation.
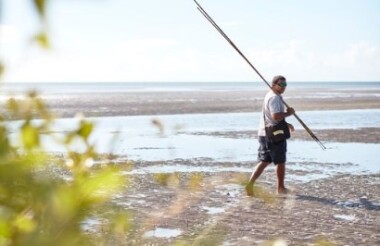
[3,86,380,245]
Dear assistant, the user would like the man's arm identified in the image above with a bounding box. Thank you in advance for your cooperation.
[272,107,295,121]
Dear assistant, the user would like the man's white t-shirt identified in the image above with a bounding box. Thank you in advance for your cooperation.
[257,90,285,136]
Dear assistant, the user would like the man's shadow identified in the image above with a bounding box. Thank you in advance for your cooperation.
[295,194,380,211]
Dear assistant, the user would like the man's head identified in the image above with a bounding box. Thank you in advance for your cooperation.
[271,75,287,94]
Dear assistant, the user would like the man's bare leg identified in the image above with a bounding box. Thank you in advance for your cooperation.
[276,163,287,194]
[245,161,270,196]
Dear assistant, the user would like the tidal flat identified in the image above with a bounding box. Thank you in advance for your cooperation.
[3,86,380,245]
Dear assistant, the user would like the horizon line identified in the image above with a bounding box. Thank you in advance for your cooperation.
[2,81,380,84]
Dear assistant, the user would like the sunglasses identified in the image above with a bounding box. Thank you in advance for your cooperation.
[277,81,287,88]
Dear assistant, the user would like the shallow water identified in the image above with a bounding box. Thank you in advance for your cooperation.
[6,110,380,181]
[333,214,356,221]
[202,206,226,215]
[143,228,182,238]
[91,109,380,131]
[80,218,103,233]
[7,109,380,133]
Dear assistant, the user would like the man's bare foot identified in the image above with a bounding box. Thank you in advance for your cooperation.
[245,183,254,196]
[277,187,288,195]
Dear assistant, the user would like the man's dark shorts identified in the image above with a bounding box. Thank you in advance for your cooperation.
[257,136,287,164]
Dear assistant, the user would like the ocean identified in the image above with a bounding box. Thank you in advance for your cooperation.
[1,81,380,95]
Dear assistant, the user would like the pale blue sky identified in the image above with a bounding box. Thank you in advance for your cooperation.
[1,0,379,82]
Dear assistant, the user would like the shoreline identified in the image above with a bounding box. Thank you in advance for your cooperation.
[2,89,380,120]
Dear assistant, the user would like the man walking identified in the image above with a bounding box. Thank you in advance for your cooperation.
[246,75,295,196]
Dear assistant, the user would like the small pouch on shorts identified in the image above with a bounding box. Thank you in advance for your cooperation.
[265,119,290,143]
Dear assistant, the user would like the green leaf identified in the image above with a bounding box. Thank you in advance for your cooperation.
[0,126,11,157]
[0,219,11,238]
[79,168,124,202]
[6,98,19,114]
[52,187,79,219]
[21,122,40,150]
[13,213,36,233]
[77,121,94,140]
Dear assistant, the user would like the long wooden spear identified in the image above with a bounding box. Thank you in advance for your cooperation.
[194,0,326,150]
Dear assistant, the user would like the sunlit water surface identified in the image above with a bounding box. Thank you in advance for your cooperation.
[7,109,380,182]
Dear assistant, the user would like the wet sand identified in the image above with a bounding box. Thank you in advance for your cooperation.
[188,127,380,143]
[100,169,380,245]
[7,88,379,119]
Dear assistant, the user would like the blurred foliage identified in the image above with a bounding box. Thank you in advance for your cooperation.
[0,94,128,245]
[0,62,4,79]
[32,31,50,49]
[187,173,203,191]
[33,0,47,19]
[313,236,336,246]
[32,0,51,48]
[262,239,288,246]
[151,118,165,136]
[154,173,179,187]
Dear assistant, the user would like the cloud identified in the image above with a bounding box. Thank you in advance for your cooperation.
[328,42,380,67]
[241,40,380,81]
[3,37,380,82]
[317,42,380,80]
